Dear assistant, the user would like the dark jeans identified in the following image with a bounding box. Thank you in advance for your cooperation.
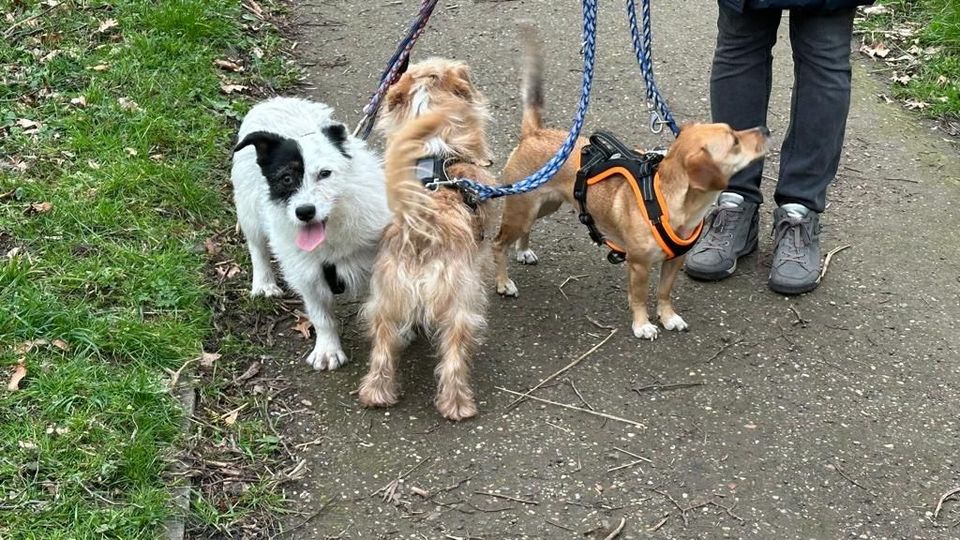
[711,5,856,213]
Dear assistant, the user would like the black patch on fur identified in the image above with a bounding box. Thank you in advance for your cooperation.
[323,263,346,295]
[321,124,350,159]
[235,131,304,203]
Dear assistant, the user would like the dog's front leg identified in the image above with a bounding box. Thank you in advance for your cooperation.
[358,312,403,408]
[627,259,659,340]
[656,256,689,332]
[300,283,347,370]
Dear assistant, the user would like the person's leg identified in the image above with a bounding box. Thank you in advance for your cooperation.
[710,4,781,205]
[686,4,780,281]
[767,8,855,295]
[776,8,856,212]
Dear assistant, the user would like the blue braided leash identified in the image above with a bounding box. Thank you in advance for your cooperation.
[353,0,439,140]
[455,0,598,201]
[627,0,679,137]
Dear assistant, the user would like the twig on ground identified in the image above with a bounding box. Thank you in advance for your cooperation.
[831,459,876,496]
[613,447,653,463]
[559,274,589,299]
[602,517,626,540]
[884,177,920,184]
[607,459,646,474]
[497,386,645,429]
[818,244,851,283]
[586,315,615,330]
[165,358,194,391]
[466,502,514,513]
[789,306,809,327]
[371,456,432,499]
[935,486,960,519]
[705,338,744,363]
[632,381,704,394]
[506,328,617,410]
[568,380,594,410]
[648,515,670,532]
[269,497,333,539]
[709,499,745,522]
[651,488,689,526]
[546,519,576,532]
[474,491,539,505]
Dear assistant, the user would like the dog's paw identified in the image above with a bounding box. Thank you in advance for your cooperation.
[515,249,539,265]
[497,278,519,297]
[632,322,660,340]
[661,313,689,332]
[358,377,399,408]
[436,394,477,421]
[305,347,348,371]
[251,282,284,298]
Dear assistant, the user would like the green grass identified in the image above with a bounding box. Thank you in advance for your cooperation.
[858,0,960,119]
[0,0,297,537]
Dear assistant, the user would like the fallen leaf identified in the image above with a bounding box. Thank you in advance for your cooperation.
[859,41,889,59]
[87,159,100,170]
[252,46,264,59]
[292,314,313,339]
[892,73,913,85]
[7,360,26,391]
[69,96,87,107]
[149,153,164,161]
[219,83,248,95]
[878,93,894,104]
[214,59,244,72]
[18,440,38,450]
[41,0,61,6]
[90,63,109,72]
[215,262,242,280]
[117,97,142,112]
[6,246,24,259]
[96,18,119,34]
[124,147,137,156]
[242,0,265,19]
[937,75,949,87]
[200,351,221,368]
[223,409,239,426]
[51,339,69,351]
[15,118,40,134]
[204,237,222,256]
[15,340,49,354]
[861,4,889,15]
[233,361,261,384]
[25,201,52,215]
[904,99,929,110]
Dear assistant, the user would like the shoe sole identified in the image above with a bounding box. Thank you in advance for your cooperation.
[684,240,758,282]
[768,278,820,296]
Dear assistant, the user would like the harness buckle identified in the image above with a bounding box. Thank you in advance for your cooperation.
[607,250,626,264]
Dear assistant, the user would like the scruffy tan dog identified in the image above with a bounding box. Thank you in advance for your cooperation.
[493,27,770,340]
[359,58,495,421]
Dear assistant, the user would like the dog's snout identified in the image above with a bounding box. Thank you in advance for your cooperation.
[295,204,316,222]
[758,126,771,137]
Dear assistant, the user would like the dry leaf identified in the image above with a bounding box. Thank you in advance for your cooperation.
[7,360,27,391]
[937,75,949,87]
[215,263,242,280]
[41,0,61,6]
[878,93,894,104]
[87,159,100,170]
[69,96,87,107]
[892,73,913,85]
[90,63,109,72]
[242,0,265,19]
[25,201,52,215]
[234,361,261,384]
[214,59,244,72]
[904,99,929,110]
[200,351,221,368]
[18,440,38,450]
[219,83,247,95]
[51,339,69,351]
[149,153,164,161]
[15,118,40,134]
[861,4,889,15]
[252,46,264,59]
[96,18,119,34]
[6,246,24,259]
[15,339,49,354]
[204,237,222,256]
[124,147,137,156]
[118,97,142,112]
[292,314,313,339]
[223,409,239,426]
[859,42,889,59]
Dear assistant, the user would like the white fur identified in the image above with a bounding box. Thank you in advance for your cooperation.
[633,322,660,340]
[231,97,391,370]
[515,249,539,265]
[661,314,688,332]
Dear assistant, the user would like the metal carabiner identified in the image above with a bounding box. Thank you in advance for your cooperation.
[648,110,665,135]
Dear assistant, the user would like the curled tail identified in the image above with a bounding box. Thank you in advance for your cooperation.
[384,112,445,238]
[518,22,545,137]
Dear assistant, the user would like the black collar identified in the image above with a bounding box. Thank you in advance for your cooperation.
[414,155,479,210]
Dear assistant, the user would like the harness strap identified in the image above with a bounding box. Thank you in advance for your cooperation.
[415,155,480,211]
[574,131,702,263]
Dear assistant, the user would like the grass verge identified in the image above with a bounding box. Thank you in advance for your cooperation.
[0,0,299,537]
[856,0,960,126]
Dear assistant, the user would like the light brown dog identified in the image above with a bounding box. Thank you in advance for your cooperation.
[493,28,770,340]
[359,58,495,421]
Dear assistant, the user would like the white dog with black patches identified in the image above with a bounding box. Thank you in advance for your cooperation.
[232,97,390,370]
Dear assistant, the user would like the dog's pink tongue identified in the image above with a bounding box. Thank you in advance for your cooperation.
[295,222,326,251]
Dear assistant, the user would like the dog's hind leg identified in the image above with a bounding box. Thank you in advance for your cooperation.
[432,285,484,421]
[358,311,404,409]
[493,195,544,297]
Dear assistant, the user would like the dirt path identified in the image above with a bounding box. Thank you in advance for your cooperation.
[260,1,960,538]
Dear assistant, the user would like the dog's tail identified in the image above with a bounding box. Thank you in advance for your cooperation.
[384,112,445,238]
[518,22,545,137]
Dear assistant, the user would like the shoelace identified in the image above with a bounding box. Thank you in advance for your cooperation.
[773,215,813,267]
[698,206,744,251]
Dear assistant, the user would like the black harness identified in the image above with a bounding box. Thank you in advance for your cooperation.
[322,263,346,295]
[415,156,479,211]
[574,130,701,264]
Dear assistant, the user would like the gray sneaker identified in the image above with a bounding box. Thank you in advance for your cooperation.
[684,194,759,281]
[768,205,821,295]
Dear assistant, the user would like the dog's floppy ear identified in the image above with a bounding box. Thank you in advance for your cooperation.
[321,123,351,158]
[446,64,478,101]
[686,147,728,192]
[235,131,286,167]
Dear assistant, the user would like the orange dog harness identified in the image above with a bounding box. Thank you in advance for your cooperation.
[574,131,703,263]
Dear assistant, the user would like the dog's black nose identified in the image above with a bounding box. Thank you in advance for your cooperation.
[295,204,316,222]
[759,126,771,137]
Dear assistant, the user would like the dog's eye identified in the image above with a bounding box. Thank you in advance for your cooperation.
[318,169,332,179]
[280,173,295,185]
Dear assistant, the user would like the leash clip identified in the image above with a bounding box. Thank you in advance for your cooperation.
[648,110,665,135]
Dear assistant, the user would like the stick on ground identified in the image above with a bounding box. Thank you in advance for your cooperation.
[602,517,626,540]
[934,486,960,519]
[497,386,645,429]
[818,244,851,283]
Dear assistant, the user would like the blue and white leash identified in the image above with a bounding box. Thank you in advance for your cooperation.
[627,0,679,137]
[454,0,598,201]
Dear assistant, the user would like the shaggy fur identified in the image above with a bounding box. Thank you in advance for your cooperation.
[232,96,391,370]
[359,58,495,421]
[492,27,770,339]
